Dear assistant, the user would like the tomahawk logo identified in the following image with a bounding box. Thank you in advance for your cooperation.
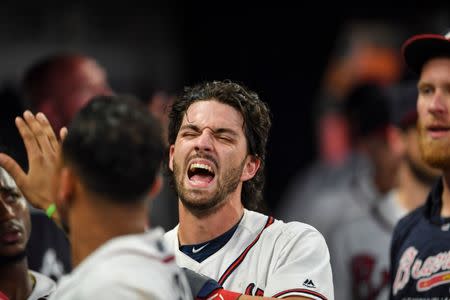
[303,279,316,288]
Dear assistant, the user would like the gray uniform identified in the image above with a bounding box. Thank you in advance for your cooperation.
[330,191,406,300]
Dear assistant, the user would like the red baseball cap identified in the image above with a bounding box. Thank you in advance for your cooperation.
[402,30,450,74]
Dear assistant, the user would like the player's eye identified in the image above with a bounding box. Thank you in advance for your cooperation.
[182,131,198,138]
[419,85,433,96]
[216,135,234,143]
[0,189,21,204]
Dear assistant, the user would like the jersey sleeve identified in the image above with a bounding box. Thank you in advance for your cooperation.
[264,222,334,300]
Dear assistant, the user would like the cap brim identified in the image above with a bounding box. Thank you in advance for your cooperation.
[402,33,450,74]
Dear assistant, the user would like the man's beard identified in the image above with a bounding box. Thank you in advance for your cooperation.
[0,250,26,267]
[405,153,439,185]
[419,124,450,169]
[173,158,245,217]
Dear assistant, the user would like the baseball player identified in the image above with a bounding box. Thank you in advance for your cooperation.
[0,167,56,300]
[0,95,192,299]
[390,30,450,298]
[164,80,334,300]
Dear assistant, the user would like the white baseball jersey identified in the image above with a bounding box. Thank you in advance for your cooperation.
[28,270,56,300]
[50,228,191,300]
[165,209,334,299]
[330,190,407,300]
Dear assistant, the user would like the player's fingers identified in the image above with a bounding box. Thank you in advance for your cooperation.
[23,111,54,155]
[60,127,68,141]
[15,115,43,160]
[36,112,59,152]
[0,153,26,188]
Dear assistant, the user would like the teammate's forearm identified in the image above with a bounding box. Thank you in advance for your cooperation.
[237,295,313,300]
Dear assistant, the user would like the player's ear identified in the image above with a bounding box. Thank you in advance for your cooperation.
[56,167,75,208]
[169,144,175,171]
[241,155,260,182]
[386,125,404,156]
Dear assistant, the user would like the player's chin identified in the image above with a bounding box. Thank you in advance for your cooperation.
[181,194,212,207]
[180,194,221,213]
[0,245,27,259]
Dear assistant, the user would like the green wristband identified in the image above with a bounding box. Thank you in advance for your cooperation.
[46,203,57,218]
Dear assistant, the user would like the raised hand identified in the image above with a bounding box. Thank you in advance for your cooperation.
[0,111,63,212]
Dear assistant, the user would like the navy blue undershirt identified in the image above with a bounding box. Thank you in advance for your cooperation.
[179,219,241,263]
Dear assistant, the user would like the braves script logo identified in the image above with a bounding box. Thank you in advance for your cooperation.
[393,246,450,295]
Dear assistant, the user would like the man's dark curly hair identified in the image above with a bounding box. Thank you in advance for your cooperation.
[62,94,164,203]
[167,80,272,210]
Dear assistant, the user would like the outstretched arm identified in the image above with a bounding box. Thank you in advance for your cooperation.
[0,111,65,223]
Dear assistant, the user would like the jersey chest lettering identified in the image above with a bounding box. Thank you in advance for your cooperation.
[393,246,450,295]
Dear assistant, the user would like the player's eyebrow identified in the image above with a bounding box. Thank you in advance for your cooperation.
[180,124,239,136]
[179,124,201,132]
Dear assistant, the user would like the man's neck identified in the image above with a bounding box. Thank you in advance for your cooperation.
[69,200,149,267]
[178,197,244,245]
[0,260,33,300]
[397,163,431,212]
[441,174,450,217]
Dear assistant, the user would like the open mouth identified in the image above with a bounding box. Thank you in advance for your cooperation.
[429,126,450,131]
[188,162,216,186]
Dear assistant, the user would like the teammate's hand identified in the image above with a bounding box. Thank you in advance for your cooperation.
[0,111,61,212]
[182,267,241,300]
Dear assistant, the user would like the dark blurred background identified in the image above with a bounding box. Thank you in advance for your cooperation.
[0,1,449,214]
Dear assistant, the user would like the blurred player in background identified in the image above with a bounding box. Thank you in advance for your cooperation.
[20,53,113,281]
